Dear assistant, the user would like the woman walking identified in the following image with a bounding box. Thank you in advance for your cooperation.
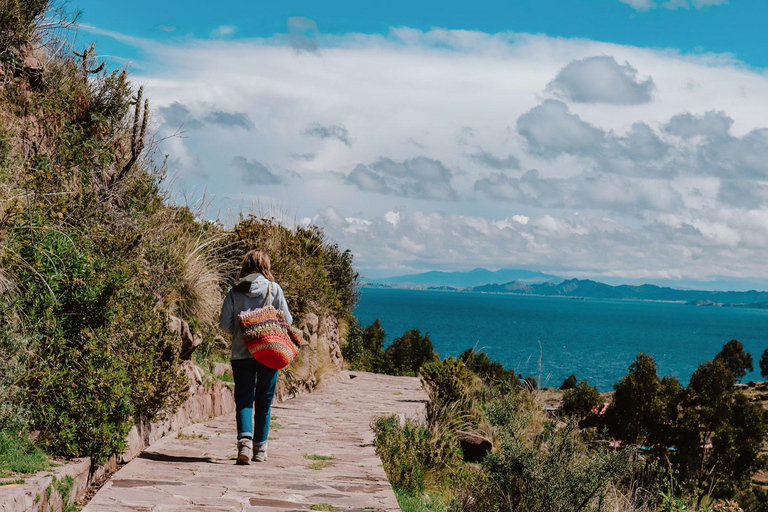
[220,249,293,465]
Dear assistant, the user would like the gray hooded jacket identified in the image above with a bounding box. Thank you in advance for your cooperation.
[219,273,293,360]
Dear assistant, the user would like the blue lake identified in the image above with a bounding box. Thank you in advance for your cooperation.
[354,288,768,391]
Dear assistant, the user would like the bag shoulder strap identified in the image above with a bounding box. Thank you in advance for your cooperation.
[263,280,273,308]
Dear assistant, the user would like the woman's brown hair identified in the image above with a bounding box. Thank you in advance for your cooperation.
[238,249,275,281]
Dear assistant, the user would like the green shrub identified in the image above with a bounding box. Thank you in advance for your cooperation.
[0,317,30,434]
[222,217,358,321]
[420,358,476,410]
[477,423,630,512]
[0,0,49,61]
[561,381,601,420]
[385,329,438,376]
[343,319,389,373]
[0,17,194,463]
[0,431,49,476]
[373,415,434,494]
[460,348,520,390]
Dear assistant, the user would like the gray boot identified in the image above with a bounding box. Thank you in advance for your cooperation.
[252,441,268,462]
[236,438,253,465]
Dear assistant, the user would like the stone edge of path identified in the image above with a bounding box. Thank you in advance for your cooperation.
[0,362,351,512]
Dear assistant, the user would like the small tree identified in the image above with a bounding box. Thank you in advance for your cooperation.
[760,348,768,380]
[561,381,601,420]
[714,339,753,382]
[604,353,666,445]
[385,329,438,376]
[342,319,389,373]
[362,319,389,373]
[341,319,365,369]
[676,359,767,504]
[460,348,520,388]
[559,374,577,390]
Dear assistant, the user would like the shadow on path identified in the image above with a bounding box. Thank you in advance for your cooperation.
[138,452,221,464]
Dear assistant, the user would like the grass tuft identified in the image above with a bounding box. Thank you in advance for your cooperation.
[176,430,209,440]
[0,478,25,485]
[304,454,335,461]
[0,432,50,476]
[307,460,330,470]
[309,504,337,511]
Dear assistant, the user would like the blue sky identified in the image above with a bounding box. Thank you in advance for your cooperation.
[65,0,768,289]
[73,0,766,67]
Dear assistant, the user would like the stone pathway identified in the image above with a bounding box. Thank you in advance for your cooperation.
[84,372,428,511]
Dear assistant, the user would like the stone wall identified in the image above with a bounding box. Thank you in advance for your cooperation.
[0,362,235,512]
[275,310,344,400]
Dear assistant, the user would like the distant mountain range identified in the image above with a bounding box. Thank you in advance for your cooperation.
[364,268,768,305]
[367,268,560,289]
[473,279,768,305]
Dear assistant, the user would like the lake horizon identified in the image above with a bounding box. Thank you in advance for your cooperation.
[354,287,768,392]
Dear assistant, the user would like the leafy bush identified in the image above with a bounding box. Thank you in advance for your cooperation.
[344,320,440,376]
[0,0,49,61]
[373,416,434,494]
[343,318,389,373]
[0,10,207,463]
[420,358,476,410]
[222,217,358,322]
[561,381,601,420]
[675,359,767,501]
[0,431,49,476]
[0,316,30,434]
[714,339,753,382]
[476,424,630,512]
[460,348,520,390]
[385,330,438,376]
[604,353,670,445]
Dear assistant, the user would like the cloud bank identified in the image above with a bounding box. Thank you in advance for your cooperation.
[125,24,768,282]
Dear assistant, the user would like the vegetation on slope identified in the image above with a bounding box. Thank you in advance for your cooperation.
[0,0,358,472]
[353,318,768,511]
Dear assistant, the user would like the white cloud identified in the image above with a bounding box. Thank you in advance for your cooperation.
[310,207,768,281]
[97,25,768,281]
[620,0,658,11]
[384,211,401,226]
[231,156,284,185]
[690,0,728,7]
[286,16,319,54]
[517,100,606,157]
[303,123,352,146]
[211,25,237,38]
[622,0,727,10]
[466,149,520,170]
[474,170,683,214]
[346,156,458,201]
[547,56,655,105]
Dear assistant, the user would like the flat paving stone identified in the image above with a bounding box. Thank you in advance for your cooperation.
[84,371,426,511]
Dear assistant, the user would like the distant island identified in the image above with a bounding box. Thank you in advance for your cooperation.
[472,278,768,305]
[363,268,768,307]
[366,267,560,289]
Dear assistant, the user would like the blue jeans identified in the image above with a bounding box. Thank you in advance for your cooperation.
[231,358,279,445]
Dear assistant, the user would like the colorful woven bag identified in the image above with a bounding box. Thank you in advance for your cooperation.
[238,281,302,370]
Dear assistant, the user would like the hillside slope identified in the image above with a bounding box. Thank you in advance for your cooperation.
[0,1,357,467]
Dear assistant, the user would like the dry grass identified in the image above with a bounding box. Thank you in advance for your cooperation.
[312,351,340,389]
[0,265,12,298]
[168,231,225,325]
[602,482,656,512]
